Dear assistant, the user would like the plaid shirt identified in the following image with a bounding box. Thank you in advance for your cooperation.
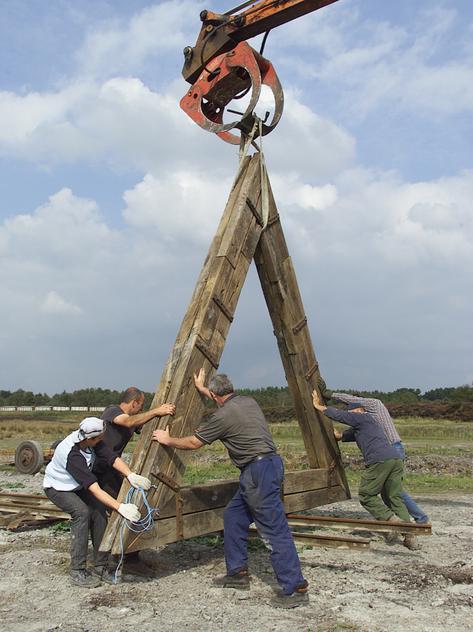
[331,393,401,444]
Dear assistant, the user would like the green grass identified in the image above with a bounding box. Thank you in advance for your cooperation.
[344,470,473,494]
[1,413,473,494]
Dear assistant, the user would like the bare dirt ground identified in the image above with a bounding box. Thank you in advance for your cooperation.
[1,468,472,632]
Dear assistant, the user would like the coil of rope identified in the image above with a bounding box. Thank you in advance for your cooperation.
[113,486,160,584]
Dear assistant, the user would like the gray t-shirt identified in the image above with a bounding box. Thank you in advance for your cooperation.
[194,394,276,469]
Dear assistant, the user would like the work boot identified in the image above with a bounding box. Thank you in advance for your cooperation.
[384,515,401,544]
[213,569,250,589]
[403,534,421,551]
[69,569,101,588]
[271,582,309,609]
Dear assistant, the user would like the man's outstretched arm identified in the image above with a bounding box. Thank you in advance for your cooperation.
[152,427,204,450]
[113,403,176,429]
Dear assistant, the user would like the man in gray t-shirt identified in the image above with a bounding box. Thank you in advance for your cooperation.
[194,393,276,469]
[153,369,308,609]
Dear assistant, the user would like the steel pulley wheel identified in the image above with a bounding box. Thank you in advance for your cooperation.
[14,440,45,474]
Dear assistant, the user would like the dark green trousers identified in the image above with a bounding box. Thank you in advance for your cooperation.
[358,458,410,522]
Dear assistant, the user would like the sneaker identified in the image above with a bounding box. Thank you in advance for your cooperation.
[271,590,309,609]
[403,534,421,551]
[70,569,101,588]
[213,570,250,590]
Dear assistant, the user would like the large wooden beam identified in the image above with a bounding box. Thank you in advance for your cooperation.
[254,171,350,493]
[120,480,348,554]
[101,153,350,555]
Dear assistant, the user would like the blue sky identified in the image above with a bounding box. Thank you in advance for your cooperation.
[1,0,472,394]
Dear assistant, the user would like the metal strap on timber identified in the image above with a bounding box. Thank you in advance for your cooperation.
[195,338,220,369]
[151,472,184,541]
[305,362,318,381]
[212,295,234,322]
[266,212,280,227]
[246,197,263,226]
[292,316,307,335]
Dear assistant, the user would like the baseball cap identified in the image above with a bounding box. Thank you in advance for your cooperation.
[78,417,104,439]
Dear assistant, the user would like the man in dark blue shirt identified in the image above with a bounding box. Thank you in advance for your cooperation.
[312,390,419,550]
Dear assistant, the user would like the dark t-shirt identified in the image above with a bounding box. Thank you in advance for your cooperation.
[324,407,400,466]
[102,404,133,454]
[93,404,133,474]
[67,441,116,489]
[194,394,276,469]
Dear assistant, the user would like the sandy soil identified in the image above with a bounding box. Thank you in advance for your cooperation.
[1,468,472,632]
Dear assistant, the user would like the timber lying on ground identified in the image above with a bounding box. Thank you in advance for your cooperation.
[0,486,431,550]
[0,491,69,530]
[287,513,433,535]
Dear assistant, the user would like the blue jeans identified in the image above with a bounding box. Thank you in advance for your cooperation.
[391,441,429,523]
[223,454,306,595]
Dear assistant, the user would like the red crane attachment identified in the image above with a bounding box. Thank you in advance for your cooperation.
[179,1,339,144]
[179,41,283,145]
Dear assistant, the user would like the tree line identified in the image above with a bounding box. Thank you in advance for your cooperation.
[1,384,472,407]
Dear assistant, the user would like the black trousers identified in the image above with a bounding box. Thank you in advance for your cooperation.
[45,487,109,571]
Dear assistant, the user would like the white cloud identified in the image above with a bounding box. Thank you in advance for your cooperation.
[271,173,337,211]
[279,167,473,267]
[263,90,356,180]
[276,4,473,118]
[0,76,354,188]
[122,169,231,244]
[0,0,472,392]
[75,1,198,80]
[40,290,82,315]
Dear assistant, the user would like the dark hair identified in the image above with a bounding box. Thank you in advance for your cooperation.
[208,374,234,397]
[121,387,144,404]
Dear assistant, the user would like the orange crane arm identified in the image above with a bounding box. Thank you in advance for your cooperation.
[182,0,339,83]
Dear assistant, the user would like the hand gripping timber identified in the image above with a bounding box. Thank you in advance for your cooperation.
[180,41,284,145]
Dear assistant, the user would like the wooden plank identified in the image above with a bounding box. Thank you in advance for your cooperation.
[254,165,350,496]
[283,485,347,514]
[0,492,70,519]
[157,468,330,518]
[287,514,432,536]
[118,484,345,554]
[250,528,371,550]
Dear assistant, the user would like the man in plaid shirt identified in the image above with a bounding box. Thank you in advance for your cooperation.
[332,391,429,524]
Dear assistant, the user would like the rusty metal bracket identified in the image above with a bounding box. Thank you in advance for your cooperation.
[305,362,318,381]
[195,338,220,369]
[292,316,307,335]
[212,295,234,322]
[266,213,280,227]
[151,472,184,540]
[246,197,263,226]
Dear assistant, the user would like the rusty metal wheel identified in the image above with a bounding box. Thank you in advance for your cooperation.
[14,440,44,474]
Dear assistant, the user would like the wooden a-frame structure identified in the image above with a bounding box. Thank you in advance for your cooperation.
[101,152,350,555]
